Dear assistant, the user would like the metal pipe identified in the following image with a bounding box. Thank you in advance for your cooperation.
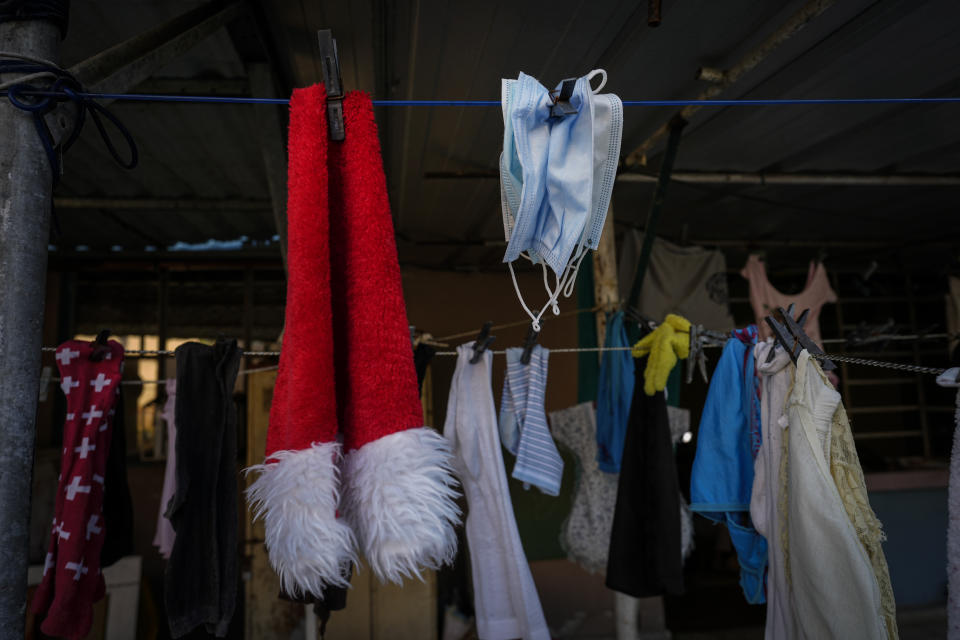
[0,18,60,637]
[624,0,838,168]
[618,171,960,186]
[425,170,960,186]
[52,196,272,211]
[625,117,687,313]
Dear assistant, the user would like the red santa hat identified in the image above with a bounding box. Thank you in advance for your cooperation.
[247,85,459,596]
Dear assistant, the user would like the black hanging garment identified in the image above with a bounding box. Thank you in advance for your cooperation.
[605,356,684,597]
[100,391,134,567]
[164,338,241,638]
[414,342,437,393]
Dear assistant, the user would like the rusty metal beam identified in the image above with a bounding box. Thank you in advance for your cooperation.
[624,0,838,168]
[425,170,960,187]
[69,1,244,95]
[617,172,960,186]
[53,197,271,211]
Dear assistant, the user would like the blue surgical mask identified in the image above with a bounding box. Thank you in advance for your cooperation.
[500,70,622,330]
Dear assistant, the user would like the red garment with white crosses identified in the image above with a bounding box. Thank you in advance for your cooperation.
[31,339,124,639]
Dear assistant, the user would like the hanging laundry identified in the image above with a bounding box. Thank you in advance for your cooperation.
[945,376,960,639]
[500,69,622,329]
[99,388,134,568]
[414,341,437,393]
[782,350,897,639]
[444,345,551,640]
[750,341,797,639]
[618,230,735,331]
[741,254,837,346]
[32,339,124,639]
[246,85,459,595]
[946,276,960,358]
[689,329,768,604]
[606,356,684,597]
[153,379,177,559]
[631,314,691,396]
[550,402,618,574]
[595,310,635,473]
[500,345,564,496]
[165,339,241,638]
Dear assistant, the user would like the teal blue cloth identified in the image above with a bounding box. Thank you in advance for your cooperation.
[595,311,634,473]
[689,335,768,604]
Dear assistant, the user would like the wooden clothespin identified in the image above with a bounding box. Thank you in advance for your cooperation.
[470,321,496,364]
[317,29,345,141]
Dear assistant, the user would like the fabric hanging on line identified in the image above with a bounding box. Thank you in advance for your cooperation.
[750,340,797,639]
[32,339,125,640]
[632,313,691,396]
[444,344,551,640]
[153,378,178,559]
[246,85,459,596]
[946,276,960,358]
[595,310,635,473]
[500,345,564,496]
[618,230,735,332]
[99,387,134,568]
[164,339,241,638]
[781,350,897,640]
[949,383,960,639]
[414,342,437,393]
[689,329,768,604]
[499,69,622,328]
[740,254,837,346]
[605,355,684,597]
[550,402,619,574]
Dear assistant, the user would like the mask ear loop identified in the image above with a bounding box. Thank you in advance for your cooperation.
[586,69,607,94]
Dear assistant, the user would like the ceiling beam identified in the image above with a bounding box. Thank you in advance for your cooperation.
[623,0,838,168]
[69,1,245,95]
[53,197,272,211]
[424,170,960,187]
[617,172,960,187]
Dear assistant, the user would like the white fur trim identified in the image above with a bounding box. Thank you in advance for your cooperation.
[246,441,357,596]
[341,427,461,584]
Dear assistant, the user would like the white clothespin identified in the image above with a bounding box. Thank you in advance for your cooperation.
[936,367,960,388]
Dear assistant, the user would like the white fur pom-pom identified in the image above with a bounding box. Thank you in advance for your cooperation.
[246,441,357,596]
[341,427,461,584]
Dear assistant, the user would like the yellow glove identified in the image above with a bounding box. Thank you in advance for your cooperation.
[632,314,691,395]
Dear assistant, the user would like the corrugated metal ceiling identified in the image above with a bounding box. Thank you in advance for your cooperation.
[49,0,960,267]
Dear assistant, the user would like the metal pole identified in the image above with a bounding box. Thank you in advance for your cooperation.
[0,18,60,638]
[625,117,687,314]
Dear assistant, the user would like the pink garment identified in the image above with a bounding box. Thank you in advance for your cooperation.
[741,254,837,346]
[153,379,177,558]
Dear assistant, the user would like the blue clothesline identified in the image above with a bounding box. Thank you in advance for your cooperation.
[4,90,960,106]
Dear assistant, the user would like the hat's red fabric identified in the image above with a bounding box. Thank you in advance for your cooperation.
[248,85,458,596]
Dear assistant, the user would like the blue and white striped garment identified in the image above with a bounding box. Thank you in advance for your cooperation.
[499,345,564,496]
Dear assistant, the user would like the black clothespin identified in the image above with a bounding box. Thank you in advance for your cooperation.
[765,304,807,364]
[520,324,540,365]
[765,306,836,371]
[317,29,345,141]
[90,329,111,362]
[549,78,578,119]
[470,321,496,364]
